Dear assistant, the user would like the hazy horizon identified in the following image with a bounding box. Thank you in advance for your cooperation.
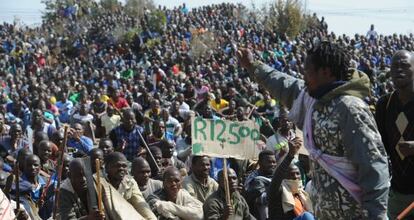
[0,0,413,36]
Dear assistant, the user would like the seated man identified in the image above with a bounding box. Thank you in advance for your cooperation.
[61,153,72,181]
[203,168,255,220]
[67,123,93,156]
[104,152,156,220]
[159,140,187,176]
[98,138,114,159]
[183,156,218,203]
[148,146,163,180]
[60,157,149,220]
[131,157,163,199]
[268,138,314,220]
[0,124,29,163]
[59,158,105,220]
[109,109,145,161]
[147,167,203,220]
[244,150,277,220]
[37,140,56,177]
[13,154,54,220]
[89,148,104,174]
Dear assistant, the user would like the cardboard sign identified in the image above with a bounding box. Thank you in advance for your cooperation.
[191,117,261,160]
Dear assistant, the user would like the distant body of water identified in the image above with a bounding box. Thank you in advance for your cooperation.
[0,0,413,36]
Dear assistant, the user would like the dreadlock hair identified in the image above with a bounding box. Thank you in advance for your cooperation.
[307,41,351,80]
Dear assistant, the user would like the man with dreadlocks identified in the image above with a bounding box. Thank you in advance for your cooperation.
[238,41,389,219]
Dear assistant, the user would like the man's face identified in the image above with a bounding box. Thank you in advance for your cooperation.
[151,100,160,112]
[153,151,162,168]
[203,106,213,118]
[107,159,128,182]
[10,125,23,140]
[155,122,166,137]
[163,172,182,197]
[91,151,104,173]
[236,107,244,120]
[219,169,238,193]
[192,157,211,179]
[161,142,175,158]
[62,156,71,180]
[177,94,184,103]
[32,110,43,125]
[73,124,84,136]
[24,156,40,178]
[161,110,169,121]
[38,142,52,162]
[304,56,331,97]
[122,111,136,130]
[259,155,277,176]
[391,52,414,89]
[133,163,151,186]
[99,141,114,157]
[215,91,222,101]
[286,165,301,180]
[279,117,292,133]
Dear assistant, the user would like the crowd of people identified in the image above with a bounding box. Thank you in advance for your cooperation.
[0,1,413,219]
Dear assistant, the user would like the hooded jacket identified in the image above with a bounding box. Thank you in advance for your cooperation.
[250,62,389,220]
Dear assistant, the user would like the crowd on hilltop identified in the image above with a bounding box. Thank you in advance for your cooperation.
[0,1,413,219]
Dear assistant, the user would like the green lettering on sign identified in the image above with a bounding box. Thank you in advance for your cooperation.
[194,117,207,140]
[192,143,203,154]
[215,119,226,142]
[250,129,260,141]
[229,123,240,144]
[239,126,250,138]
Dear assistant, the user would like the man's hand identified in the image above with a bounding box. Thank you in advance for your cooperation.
[237,48,255,72]
[5,155,15,164]
[118,139,127,151]
[288,137,302,157]
[223,204,234,220]
[68,128,80,141]
[15,208,28,220]
[155,201,176,219]
[87,209,105,220]
[398,141,414,157]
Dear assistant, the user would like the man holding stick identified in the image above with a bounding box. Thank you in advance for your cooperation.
[104,152,157,220]
[203,167,255,220]
[59,158,105,220]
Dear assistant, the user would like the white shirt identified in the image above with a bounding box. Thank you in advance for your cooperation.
[165,116,181,135]
[101,114,121,135]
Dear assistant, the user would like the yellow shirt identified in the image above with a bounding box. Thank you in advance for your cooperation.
[210,99,229,111]
[100,95,110,103]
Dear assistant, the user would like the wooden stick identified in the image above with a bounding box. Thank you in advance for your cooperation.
[39,174,53,208]
[136,129,160,171]
[88,121,96,144]
[397,202,414,220]
[53,125,69,219]
[222,158,231,206]
[247,106,257,119]
[15,162,20,211]
[95,159,103,213]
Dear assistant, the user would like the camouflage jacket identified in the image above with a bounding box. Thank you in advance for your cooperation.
[250,62,389,220]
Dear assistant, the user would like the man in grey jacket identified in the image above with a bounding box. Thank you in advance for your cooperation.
[238,41,389,219]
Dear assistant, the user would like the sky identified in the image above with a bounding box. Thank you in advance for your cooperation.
[0,0,413,36]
